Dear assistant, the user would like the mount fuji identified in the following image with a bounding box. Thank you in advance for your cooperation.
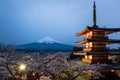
[37,37,59,44]
[15,37,73,51]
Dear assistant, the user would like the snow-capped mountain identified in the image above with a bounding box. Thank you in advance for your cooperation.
[15,37,73,51]
[37,37,59,44]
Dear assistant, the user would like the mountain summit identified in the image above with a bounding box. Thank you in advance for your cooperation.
[37,37,59,44]
[16,37,73,51]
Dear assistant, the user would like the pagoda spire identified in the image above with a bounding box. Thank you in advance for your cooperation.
[93,1,97,27]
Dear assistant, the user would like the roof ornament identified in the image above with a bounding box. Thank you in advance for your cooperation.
[93,1,98,28]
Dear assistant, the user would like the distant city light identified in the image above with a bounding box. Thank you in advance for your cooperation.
[111,70,114,72]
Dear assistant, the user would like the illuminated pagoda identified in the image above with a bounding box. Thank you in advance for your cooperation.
[72,1,120,64]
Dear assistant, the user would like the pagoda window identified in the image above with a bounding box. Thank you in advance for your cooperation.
[86,31,93,38]
[89,55,92,60]
[85,55,88,59]
[86,43,89,48]
[90,42,93,47]
[90,31,93,36]
[86,33,89,38]
[86,42,93,48]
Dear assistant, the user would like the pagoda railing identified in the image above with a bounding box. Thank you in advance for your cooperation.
[83,38,120,43]
[85,36,108,40]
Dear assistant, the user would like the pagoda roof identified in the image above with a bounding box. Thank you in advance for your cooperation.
[76,26,120,36]
[76,38,120,45]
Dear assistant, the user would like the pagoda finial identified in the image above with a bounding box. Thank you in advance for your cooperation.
[93,1,97,27]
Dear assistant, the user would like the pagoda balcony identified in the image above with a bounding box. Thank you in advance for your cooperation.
[75,38,120,46]
[73,52,85,56]
[83,48,92,52]
[84,38,120,44]
[86,36,108,40]
[82,58,91,63]
[83,48,109,52]
[84,36,108,41]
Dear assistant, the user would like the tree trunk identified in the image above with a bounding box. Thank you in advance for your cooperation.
[5,66,17,80]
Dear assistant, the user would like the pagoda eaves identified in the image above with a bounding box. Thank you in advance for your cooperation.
[76,26,120,36]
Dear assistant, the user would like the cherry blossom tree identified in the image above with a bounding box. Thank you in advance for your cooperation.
[0,45,17,80]
[33,53,108,80]
[0,45,109,80]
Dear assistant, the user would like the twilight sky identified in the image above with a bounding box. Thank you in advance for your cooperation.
[0,0,120,45]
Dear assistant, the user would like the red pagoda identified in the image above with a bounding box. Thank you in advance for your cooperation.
[72,2,120,64]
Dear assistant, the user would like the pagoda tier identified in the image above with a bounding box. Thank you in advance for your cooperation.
[76,39,120,45]
[76,26,120,36]
[72,50,120,64]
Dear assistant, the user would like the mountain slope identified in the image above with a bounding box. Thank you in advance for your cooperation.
[15,37,73,51]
